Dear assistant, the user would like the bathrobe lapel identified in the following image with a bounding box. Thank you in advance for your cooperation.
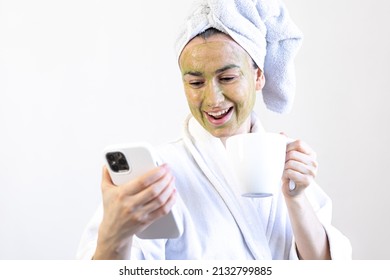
[182,115,272,259]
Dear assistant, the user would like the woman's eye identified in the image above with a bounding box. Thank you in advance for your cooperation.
[189,81,204,87]
[220,76,236,82]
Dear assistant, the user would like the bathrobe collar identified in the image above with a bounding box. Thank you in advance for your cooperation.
[182,112,272,259]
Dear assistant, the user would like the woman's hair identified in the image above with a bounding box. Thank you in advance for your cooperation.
[197,28,259,70]
[197,27,224,40]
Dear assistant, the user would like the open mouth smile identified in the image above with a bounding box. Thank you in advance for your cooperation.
[204,107,234,126]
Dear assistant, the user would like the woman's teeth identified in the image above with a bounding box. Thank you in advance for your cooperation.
[207,108,230,119]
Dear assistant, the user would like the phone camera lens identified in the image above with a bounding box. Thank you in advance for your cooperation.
[106,153,115,162]
[112,165,119,172]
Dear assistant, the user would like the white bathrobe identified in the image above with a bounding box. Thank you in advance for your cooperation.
[76,115,352,260]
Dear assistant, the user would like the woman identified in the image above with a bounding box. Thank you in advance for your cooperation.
[77,0,351,260]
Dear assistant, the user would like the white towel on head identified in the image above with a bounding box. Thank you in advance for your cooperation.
[175,0,303,114]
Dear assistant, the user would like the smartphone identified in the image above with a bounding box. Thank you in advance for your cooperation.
[103,142,182,239]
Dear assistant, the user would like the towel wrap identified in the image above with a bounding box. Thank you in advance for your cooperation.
[175,0,303,113]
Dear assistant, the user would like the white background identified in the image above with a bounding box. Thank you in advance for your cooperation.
[0,0,389,259]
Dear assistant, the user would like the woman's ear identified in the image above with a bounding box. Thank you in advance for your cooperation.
[255,68,265,91]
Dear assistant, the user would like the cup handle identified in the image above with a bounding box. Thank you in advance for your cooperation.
[285,137,296,191]
[289,180,296,191]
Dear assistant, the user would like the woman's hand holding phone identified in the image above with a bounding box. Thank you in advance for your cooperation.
[93,164,177,260]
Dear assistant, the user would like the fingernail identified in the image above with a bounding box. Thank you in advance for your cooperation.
[160,163,170,173]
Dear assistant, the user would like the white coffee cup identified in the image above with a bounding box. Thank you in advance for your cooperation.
[226,132,291,197]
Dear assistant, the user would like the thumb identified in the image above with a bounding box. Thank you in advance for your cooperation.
[101,165,115,190]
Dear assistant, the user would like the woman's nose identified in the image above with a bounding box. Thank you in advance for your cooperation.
[204,81,224,107]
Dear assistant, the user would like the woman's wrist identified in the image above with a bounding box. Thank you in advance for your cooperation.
[93,225,133,260]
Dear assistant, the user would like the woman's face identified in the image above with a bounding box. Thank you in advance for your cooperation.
[179,34,264,140]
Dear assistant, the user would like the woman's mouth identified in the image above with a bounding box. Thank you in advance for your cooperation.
[204,107,233,126]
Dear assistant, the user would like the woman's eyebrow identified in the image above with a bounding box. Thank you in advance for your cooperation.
[215,64,239,74]
[184,64,239,77]
[183,70,203,77]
